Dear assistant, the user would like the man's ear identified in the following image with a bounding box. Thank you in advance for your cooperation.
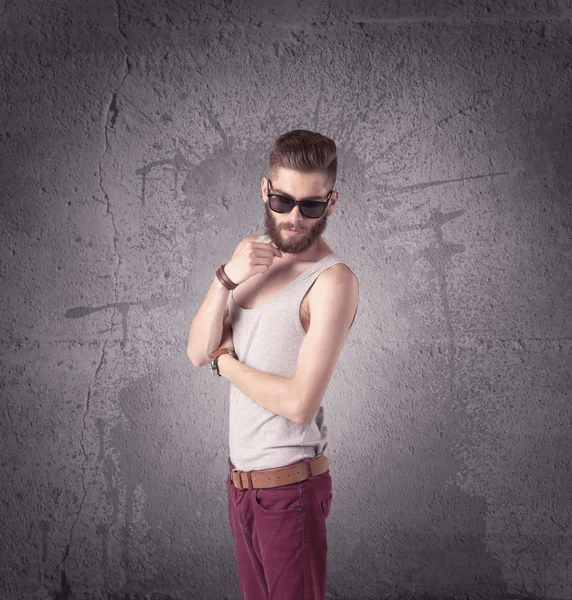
[327,193,338,214]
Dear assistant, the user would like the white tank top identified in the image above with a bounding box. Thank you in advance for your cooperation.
[227,234,355,471]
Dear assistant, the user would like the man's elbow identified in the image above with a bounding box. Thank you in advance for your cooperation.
[294,394,320,425]
[295,413,310,425]
[187,350,207,369]
[295,410,316,425]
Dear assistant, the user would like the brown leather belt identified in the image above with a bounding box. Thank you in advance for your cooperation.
[230,454,329,490]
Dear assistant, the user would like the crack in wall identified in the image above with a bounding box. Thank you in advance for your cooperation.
[57,0,131,594]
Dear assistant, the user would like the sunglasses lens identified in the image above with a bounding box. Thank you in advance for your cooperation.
[300,202,325,218]
[269,195,294,213]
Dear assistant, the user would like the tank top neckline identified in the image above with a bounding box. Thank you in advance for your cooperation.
[230,247,337,312]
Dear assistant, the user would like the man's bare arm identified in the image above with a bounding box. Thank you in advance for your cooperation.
[216,354,303,423]
[186,235,257,367]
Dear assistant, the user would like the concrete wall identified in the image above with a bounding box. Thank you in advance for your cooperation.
[1,0,571,598]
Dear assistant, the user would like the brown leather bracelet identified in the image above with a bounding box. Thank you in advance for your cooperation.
[216,264,238,290]
[219,264,236,288]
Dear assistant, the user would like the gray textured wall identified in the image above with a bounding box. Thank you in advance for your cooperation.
[1,0,571,599]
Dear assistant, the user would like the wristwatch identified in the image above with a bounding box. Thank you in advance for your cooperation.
[209,347,237,377]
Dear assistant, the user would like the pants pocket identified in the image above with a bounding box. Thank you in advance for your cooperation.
[320,493,332,519]
[254,486,302,513]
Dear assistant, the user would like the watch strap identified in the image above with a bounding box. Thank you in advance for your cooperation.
[211,347,235,359]
[209,347,237,377]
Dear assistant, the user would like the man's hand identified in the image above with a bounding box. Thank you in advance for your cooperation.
[219,315,234,353]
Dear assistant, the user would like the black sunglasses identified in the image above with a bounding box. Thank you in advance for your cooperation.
[266,178,333,219]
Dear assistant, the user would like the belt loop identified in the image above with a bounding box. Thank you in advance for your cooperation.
[302,457,314,480]
[246,471,254,490]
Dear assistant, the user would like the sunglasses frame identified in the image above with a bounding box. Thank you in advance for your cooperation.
[266,178,333,219]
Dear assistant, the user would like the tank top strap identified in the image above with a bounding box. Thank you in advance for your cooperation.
[295,252,344,285]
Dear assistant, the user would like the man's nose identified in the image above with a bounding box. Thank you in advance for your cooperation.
[290,205,305,220]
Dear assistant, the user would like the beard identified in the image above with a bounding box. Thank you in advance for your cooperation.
[263,202,328,256]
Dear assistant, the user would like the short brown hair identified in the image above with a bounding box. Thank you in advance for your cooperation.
[269,129,337,188]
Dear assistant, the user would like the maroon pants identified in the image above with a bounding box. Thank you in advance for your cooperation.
[226,455,333,600]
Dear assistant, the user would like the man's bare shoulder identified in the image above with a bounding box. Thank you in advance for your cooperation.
[307,262,358,312]
[322,262,358,282]
[307,262,358,294]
